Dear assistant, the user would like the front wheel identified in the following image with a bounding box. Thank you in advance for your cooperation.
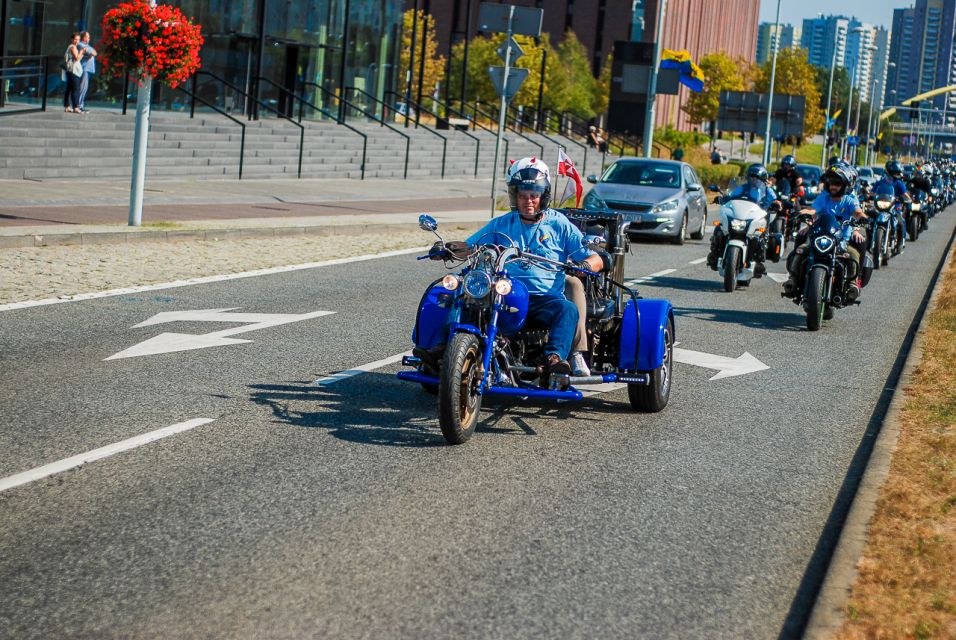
[628,317,673,412]
[908,215,920,242]
[671,212,688,245]
[438,332,484,444]
[771,217,786,250]
[872,227,884,270]
[806,266,829,331]
[723,245,741,292]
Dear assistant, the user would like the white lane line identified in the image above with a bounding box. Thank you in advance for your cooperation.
[0,418,216,494]
[689,257,708,265]
[1,246,429,313]
[624,268,677,286]
[313,351,411,386]
[767,273,789,283]
[647,268,677,278]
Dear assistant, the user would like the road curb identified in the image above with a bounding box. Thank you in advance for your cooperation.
[804,219,956,639]
[0,221,469,250]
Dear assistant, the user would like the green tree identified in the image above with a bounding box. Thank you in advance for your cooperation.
[591,54,613,116]
[398,10,446,105]
[753,48,824,138]
[682,52,746,124]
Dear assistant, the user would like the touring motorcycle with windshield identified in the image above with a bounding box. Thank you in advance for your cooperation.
[707,184,782,292]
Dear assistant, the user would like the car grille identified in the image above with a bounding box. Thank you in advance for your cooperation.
[605,200,652,213]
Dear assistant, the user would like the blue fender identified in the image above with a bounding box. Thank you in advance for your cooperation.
[412,286,452,349]
[618,298,674,371]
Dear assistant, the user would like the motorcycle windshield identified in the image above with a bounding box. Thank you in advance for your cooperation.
[811,212,841,237]
[874,182,895,198]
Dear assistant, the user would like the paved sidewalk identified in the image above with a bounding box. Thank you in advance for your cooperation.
[0,176,499,247]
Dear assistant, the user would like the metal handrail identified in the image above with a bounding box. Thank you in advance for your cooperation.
[292,84,368,179]
[191,71,305,178]
[428,94,511,175]
[0,55,49,115]
[522,107,591,173]
[303,82,410,179]
[177,84,246,179]
[384,90,480,178]
[348,86,448,178]
[506,104,588,172]
[257,76,367,180]
[478,101,544,157]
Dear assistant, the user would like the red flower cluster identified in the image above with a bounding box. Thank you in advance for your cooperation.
[99,1,203,88]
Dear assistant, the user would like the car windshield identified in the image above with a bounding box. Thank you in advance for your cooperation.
[796,166,820,182]
[602,162,681,188]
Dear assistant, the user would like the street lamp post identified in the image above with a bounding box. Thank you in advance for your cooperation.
[642,0,668,157]
[762,0,783,165]
[821,26,843,168]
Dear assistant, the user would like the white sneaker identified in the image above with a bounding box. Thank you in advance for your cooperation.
[569,352,591,377]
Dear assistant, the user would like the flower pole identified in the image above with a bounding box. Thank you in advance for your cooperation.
[100,0,203,226]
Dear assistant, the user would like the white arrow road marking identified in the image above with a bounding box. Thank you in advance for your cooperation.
[624,268,676,287]
[767,273,790,283]
[313,351,411,386]
[0,418,216,493]
[106,308,335,360]
[673,347,769,380]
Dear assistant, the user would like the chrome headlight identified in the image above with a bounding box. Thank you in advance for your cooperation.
[463,271,492,299]
[911,203,922,211]
[583,191,608,211]
[876,200,891,210]
[441,274,460,290]
[494,278,513,295]
[729,218,747,232]
[813,236,835,253]
[651,199,680,214]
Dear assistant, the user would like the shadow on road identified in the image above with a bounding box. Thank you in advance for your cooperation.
[674,305,806,331]
[247,372,630,447]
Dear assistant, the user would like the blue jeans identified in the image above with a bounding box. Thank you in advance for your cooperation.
[527,294,578,360]
[78,72,92,109]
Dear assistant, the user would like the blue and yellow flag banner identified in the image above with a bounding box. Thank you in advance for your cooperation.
[660,49,705,93]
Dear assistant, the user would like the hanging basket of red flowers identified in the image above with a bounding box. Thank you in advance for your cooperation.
[100,0,203,88]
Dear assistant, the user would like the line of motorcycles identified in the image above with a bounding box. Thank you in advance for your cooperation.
[705,163,953,331]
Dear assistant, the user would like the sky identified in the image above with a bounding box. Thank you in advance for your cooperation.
[758,0,906,30]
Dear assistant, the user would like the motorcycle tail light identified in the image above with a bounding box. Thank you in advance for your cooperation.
[441,274,460,291]
[494,278,513,295]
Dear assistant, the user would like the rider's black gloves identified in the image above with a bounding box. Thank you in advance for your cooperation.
[430,240,473,260]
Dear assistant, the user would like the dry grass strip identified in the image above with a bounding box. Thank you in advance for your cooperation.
[837,246,956,639]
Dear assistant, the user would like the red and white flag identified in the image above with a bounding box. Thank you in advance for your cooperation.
[557,148,583,207]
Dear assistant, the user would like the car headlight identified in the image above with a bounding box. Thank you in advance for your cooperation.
[876,200,891,210]
[583,191,608,211]
[463,271,492,299]
[651,199,680,214]
[494,278,513,295]
[911,203,922,211]
[814,236,835,253]
[441,274,460,290]
[729,218,747,232]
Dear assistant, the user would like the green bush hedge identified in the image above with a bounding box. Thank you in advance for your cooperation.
[694,163,741,189]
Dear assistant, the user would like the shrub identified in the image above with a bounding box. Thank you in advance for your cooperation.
[694,163,741,189]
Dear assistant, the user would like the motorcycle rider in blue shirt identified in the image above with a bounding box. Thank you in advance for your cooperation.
[427,158,604,379]
[783,164,867,301]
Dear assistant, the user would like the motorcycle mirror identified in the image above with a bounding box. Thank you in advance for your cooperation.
[583,234,606,248]
[418,214,438,232]
[707,184,720,192]
[586,175,598,184]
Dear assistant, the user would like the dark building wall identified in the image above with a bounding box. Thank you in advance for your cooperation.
[408,0,632,76]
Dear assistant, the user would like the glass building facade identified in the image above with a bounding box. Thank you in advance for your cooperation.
[0,0,402,115]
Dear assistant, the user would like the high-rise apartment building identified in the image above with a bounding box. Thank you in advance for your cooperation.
[801,15,850,68]
[887,0,956,120]
[885,7,915,107]
[756,22,800,64]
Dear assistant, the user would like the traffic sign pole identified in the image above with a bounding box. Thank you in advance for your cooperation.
[490,5,516,217]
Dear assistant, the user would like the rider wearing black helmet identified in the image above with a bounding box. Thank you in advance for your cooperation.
[783,164,867,300]
[873,159,910,254]
[772,154,803,198]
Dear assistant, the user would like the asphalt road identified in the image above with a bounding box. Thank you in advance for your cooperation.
[2,209,954,639]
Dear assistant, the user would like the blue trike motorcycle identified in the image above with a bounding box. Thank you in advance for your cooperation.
[397,211,675,445]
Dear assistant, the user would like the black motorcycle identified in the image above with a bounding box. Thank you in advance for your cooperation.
[789,212,873,331]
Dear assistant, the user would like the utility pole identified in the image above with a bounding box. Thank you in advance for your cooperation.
[762,0,782,165]
[642,0,667,157]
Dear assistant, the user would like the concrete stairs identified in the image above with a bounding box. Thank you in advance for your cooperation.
[0,108,618,181]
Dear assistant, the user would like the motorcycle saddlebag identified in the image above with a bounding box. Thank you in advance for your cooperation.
[860,253,874,287]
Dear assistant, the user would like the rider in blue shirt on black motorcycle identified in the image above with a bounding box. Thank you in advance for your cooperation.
[783,164,867,301]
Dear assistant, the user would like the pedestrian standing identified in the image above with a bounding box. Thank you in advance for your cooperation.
[76,31,97,113]
[672,144,685,162]
[63,33,83,113]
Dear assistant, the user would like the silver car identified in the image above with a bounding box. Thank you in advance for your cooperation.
[582,159,708,244]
